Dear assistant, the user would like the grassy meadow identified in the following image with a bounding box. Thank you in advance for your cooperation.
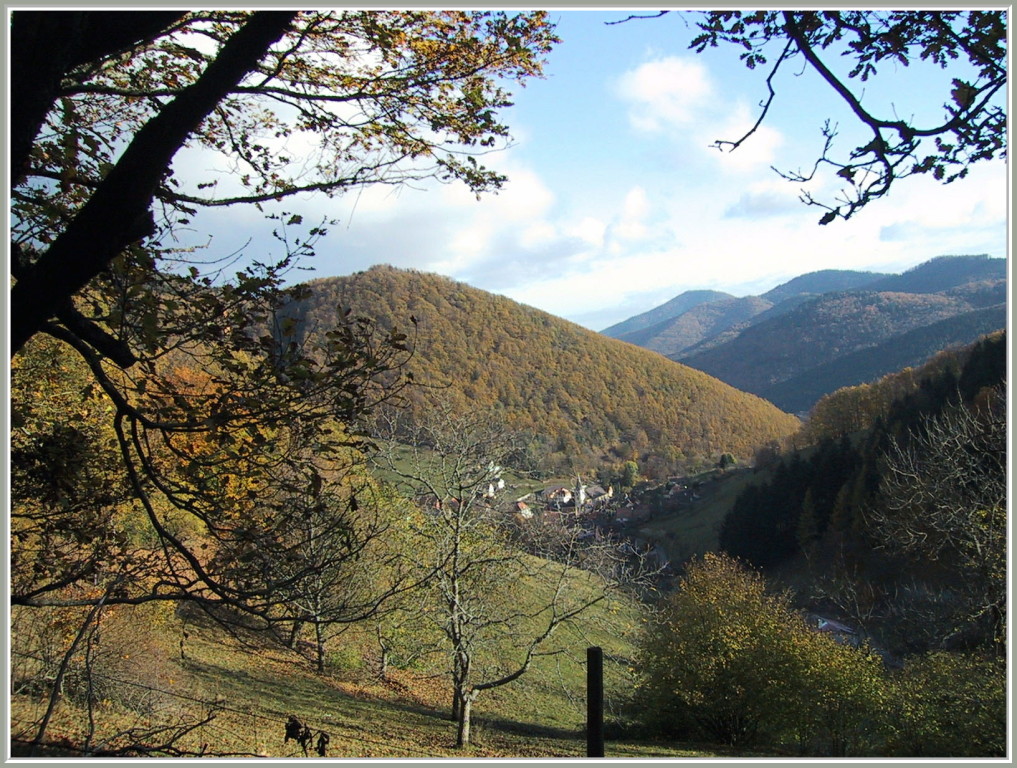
[9,561,747,759]
[633,467,766,564]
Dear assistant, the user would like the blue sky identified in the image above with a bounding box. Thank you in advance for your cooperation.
[184,10,1009,331]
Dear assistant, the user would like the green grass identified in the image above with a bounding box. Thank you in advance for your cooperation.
[10,448,789,759]
[634,467,765,562]
[10,452,779,760]
[10,561,750,759]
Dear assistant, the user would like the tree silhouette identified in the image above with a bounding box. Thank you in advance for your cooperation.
[623,11,1007,223]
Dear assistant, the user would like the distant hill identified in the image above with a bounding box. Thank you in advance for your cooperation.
[614,296,773,358]
[759,269,887,303]
[601,289,732,338]
[674,294,820,358]
[863,254,1006,294]
[281,266,801,476]
[677,289,1002,411]
[758,304,1008,413]
[603,255,1006,415]
[605,270,888,359]
[941,278,1009,307]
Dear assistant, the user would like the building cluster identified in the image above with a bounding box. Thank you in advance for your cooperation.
[510,481,615,521]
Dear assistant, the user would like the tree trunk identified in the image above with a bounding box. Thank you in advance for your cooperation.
[314,623,326,674]
[451,685,462,722]
[451,653,470,722]
[375,624,389,679]
[456,691,477,748]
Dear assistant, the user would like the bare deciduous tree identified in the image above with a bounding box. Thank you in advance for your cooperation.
[870,386,1006,651]
[374,404,646,747]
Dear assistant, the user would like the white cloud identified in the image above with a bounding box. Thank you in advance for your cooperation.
[705,102,785,172]
[565,217,607,248]
[494,152,1008,331]
[880,162,1007,229]
[519,221,558,249]
[614,56,713,132]
[614,55,785,178]
[609,186,651,243]
[723,180,803,219]
[435,167,557,270]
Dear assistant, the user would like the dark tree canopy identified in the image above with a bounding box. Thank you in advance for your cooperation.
[8,10,558,621]
[635,10,1007,223]
[10,10,558,355]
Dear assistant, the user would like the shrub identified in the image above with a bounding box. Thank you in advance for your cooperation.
[634,553,888,754]
[326,646,365,675]
[885,651,1006,757]
[790,636,888,756]
[11,602,183,718]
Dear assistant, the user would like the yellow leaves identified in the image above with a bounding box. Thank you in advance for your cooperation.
[636,552,895,749]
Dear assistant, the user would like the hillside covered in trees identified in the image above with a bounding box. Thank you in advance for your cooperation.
[720,330,1007,656]
[606,255,1006,414]
[683,287,1005,412]
[606,268,891,357]
[612,295,773,358]
[281,266,801,476]
[600,289,734,339]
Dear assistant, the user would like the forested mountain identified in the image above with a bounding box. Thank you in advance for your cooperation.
[679,289,1005,413]
[601,289,732,338]
[759,268,887,303]
[719,330,1006,656]
[863,254,1006,294]
[605,255,1005,414]
[602,269,889,358]
[760,304,1008,413]
[612,296,772,358]
[281,266,800,476]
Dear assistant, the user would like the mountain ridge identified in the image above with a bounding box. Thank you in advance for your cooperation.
[759,268,888,303]
[615,295,773,357]
[283,266,801,477]
[602,255,1006,414]
[601,289,732,338]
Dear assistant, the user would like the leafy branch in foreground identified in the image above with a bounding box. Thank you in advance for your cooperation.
[10,9,557,621]
[632,10,1006,223]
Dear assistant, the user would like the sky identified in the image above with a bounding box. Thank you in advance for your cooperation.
[181,10,1009,332]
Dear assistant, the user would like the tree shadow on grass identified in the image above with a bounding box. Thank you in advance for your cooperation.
[472,713,582,741]
[180,653,450,729]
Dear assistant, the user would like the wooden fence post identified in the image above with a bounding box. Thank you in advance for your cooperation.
[587,646,604,757]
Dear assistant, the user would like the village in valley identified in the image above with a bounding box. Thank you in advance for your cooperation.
[490,465,890,662]
[10,9,1004,759]
[489,466,722,575]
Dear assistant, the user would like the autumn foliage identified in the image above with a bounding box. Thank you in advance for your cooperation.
[283,266,801,476]
[633,552,1005,756]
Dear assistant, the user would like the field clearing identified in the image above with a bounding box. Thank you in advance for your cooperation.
[10,568,751,759]
[635,467,766,563]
